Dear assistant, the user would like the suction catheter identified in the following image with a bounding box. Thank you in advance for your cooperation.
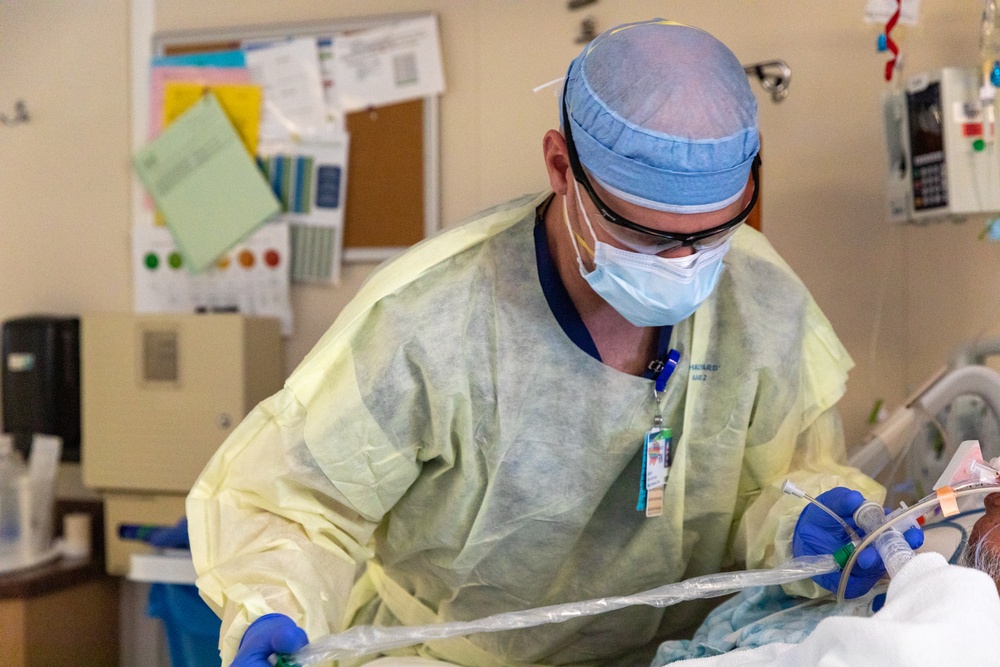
[279,555,839,665]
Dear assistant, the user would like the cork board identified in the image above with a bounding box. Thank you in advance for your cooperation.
[152,13,438,260]
[344,100,425,249]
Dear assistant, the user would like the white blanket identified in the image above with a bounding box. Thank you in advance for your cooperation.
[675,553,1000,666]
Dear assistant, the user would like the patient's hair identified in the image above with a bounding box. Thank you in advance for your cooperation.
[961,523,1000,584]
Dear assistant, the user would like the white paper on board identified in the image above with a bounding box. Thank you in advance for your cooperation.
[332,15,445,112]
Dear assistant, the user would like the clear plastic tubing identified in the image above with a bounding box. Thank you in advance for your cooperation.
[782,480,862,544]
[853,501,913,578]
[288,555,838,665]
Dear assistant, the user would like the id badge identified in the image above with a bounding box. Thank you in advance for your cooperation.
[637,428,658,512]
[640,428,671,517]
[645,429,670,490]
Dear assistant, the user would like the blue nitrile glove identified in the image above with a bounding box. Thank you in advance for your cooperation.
[233,613,308,667]
[145,517,190,549]
[792,487,924,598]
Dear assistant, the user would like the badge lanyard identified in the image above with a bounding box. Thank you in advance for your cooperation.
[637,349,680,517]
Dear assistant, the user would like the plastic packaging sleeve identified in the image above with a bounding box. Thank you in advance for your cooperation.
[291,555,838,664]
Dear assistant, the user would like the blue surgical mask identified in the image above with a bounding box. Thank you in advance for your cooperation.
[563,184,731,327]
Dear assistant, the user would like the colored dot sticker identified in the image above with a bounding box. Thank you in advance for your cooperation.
[264,249,281,268]
[974,138,987,152]
[144,253,159,270]
[216,255,231,270]
[168,252,183,269]
[238,250,255,268]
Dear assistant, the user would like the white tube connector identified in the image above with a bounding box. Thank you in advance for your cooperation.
[781,479,806,498]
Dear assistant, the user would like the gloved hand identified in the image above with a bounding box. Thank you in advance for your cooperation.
[232,613,308,667]
[146,517,189,549]
[792,486,924,598]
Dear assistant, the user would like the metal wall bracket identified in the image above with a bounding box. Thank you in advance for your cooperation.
[0,100,30,126]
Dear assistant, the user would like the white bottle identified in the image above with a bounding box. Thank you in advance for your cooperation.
[0,434,28,559]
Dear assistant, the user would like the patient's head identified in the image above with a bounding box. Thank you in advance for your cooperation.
[962,492,1000,595]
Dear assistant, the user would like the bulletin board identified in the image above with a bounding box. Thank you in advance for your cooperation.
[144,12,439,262]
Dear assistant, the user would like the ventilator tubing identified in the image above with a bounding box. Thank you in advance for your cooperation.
[288,556,837,665]
[837,482,1000,602]
[853,501,914,578]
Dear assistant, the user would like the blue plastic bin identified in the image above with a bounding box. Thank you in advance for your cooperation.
[147,583,223,667]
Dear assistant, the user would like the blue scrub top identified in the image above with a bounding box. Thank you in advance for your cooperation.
[533,197,673,381]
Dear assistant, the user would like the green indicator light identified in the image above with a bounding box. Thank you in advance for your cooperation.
[974,138,987,152]
[168,252,183,269]
[144,253,159,270]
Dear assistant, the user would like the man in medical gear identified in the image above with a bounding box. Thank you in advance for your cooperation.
[188,20,900,667]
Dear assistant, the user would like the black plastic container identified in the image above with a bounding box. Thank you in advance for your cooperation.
[1,316,80,462]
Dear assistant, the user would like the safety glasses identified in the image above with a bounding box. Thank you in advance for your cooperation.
[562,94,761,252]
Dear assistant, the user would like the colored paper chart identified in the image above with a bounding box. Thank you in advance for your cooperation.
[163,81,263,156]
[149,65,252,140]
[133,94,280,273]
[132,222,293,336]
[257,135,349,284]
[146,65,255,221]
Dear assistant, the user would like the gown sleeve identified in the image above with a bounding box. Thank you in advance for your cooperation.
[187,357,423,664]
[731,297,884,599]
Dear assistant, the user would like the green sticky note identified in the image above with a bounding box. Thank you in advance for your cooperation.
[133,93,280,273]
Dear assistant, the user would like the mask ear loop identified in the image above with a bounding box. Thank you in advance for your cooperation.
[573,178,602,250]
[562,192,595,276]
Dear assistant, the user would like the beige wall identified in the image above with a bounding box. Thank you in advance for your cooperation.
[0,0,996,453]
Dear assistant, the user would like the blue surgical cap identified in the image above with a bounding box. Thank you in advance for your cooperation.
[562,19,760,213]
